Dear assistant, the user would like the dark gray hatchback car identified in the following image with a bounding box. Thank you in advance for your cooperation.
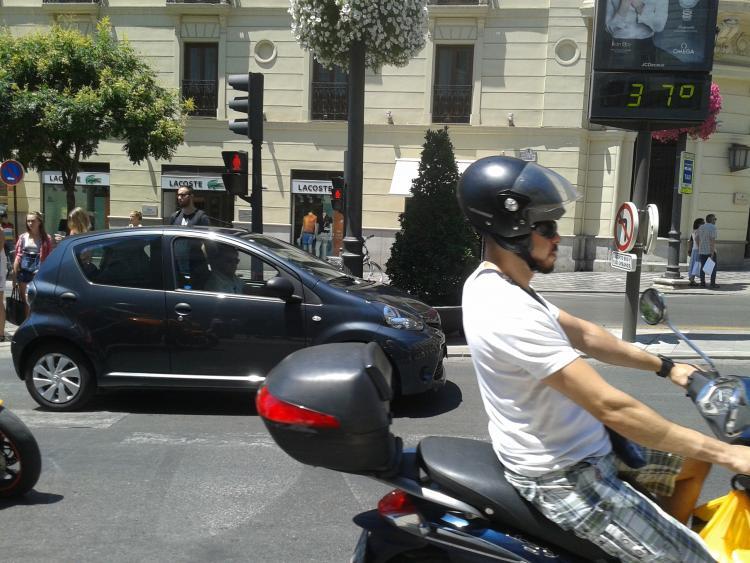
[11,227,446,411]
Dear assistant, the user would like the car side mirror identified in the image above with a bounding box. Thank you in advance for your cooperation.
[266,276,300,302]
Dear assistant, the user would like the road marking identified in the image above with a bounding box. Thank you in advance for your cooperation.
[11,410,128,429]
[121,432,276,447]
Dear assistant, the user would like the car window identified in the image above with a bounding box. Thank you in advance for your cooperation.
[173,237,280,297]
[240,233,349,282]
[75,235,162,290]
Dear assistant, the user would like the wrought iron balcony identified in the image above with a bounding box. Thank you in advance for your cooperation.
[182,79,218,117]
[428,0,482,4]
[311,82,348,121]
[432,85,472,124]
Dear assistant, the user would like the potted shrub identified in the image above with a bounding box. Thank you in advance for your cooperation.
[386,128,480,334]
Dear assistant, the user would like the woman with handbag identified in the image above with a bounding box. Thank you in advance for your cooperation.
[13,212,53,319]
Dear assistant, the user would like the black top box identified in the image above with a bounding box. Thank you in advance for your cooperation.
[257,342,400,474]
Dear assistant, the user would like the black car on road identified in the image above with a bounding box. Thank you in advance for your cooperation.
[11,227,446,410]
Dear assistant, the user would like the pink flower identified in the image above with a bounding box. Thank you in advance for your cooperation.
[653,83,722,143]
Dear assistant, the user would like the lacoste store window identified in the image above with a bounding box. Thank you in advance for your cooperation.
[291,175,344,260]
[42,171,110,235]
[161,172,233,226]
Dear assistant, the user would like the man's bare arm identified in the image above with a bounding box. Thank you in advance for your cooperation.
[557,309,696,385]
[545,358,750,473]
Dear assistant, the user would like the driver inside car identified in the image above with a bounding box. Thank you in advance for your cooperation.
[458,156,750,562]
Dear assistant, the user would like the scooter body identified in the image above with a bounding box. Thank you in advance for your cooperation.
[256,290,750,562]
[0,399,41,497]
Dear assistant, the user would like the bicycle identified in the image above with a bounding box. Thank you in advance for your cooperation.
[325,235,385,283]
[362,235,385,283]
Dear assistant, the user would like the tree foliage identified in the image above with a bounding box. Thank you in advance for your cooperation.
[0,19,191,212]
[386,128,480,306]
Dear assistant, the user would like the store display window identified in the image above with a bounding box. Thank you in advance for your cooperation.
[291,177,344,260]
[42,172,110,235]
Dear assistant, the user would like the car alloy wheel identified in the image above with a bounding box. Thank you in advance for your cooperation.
[25,345,95,411]
[32,353,82,404]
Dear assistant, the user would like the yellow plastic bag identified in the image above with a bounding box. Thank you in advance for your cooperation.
[693,490,750,562]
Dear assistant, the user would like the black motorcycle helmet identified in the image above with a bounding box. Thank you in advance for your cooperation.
[457,155,578,268]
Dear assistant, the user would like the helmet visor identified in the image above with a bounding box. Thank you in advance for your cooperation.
[512,162,578,223]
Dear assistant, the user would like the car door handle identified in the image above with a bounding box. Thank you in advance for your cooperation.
[59,292,78,302]
[174,302,192,318]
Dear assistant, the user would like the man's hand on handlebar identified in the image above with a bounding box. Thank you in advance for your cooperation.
[667,362,699,387]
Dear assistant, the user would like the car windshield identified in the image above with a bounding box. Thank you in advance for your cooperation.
[241,233,358,283]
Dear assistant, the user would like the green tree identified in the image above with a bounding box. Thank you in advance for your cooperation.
[0,19,191,213]
[386,128,480,306]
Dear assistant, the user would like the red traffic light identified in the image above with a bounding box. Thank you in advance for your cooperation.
[221,150,248,174]
[332,188,343,201]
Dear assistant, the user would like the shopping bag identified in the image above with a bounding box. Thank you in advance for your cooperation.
[5,283,26,326]
[703,257,716,276]
[689,258,701,278]
[693,490,750,562]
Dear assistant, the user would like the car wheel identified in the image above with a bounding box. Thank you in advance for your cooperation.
[24,344,95,411]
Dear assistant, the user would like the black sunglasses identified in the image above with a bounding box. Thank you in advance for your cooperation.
[531,221,558,239]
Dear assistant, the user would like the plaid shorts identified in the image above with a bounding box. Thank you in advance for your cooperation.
[505,452,715,562]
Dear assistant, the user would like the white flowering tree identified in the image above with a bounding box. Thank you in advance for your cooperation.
[290,0,428,70]
[289,0,429,277]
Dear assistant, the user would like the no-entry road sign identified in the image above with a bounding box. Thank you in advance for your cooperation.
[0,160,25,186]
[614,201,639,253]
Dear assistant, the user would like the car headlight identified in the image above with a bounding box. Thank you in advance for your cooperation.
[382,304,423,331]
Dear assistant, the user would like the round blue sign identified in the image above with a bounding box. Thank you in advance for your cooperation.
[0,160,24,186]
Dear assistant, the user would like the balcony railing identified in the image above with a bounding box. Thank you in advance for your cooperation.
[182,79,218,117]
[432,85,472,123]
[428,0,482,4]
[311,82,348,121]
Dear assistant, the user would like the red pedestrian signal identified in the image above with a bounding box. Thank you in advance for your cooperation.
[332,188,343,201]
[221,150,249,196]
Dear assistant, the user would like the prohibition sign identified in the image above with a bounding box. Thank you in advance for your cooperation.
[614,202,639,253]
[0,160,24,186]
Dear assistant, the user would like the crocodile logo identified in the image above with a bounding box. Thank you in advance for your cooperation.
[85,175,102,185]
[207,179,223,190]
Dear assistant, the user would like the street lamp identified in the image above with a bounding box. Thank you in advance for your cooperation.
[728,143,750,172]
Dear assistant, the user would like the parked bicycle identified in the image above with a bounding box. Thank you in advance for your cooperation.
[325,235,385,283]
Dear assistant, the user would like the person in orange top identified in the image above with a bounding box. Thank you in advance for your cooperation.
[300,211,317,253]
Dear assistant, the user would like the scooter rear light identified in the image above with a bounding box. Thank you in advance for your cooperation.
[256,386,340,429]
[378,489,417,517]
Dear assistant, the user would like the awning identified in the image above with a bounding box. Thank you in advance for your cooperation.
[388,158,474,196]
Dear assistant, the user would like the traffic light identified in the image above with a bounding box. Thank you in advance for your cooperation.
[221,150,248,196]
[331,176,345,211]
[227,72,264,142]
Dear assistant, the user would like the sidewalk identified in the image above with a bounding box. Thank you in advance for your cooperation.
[446,268,750,361]
[447,328,750,361]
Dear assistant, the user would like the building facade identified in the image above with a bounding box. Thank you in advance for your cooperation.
[1,0,749,271]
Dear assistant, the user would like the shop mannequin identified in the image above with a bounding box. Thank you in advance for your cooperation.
[316,211,333,259]
[300,211,317,253]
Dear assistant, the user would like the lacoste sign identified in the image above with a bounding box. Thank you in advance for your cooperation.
[161,176,224,191]
[43,172,110,185]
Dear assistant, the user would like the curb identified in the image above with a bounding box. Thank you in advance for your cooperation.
[446,346,750,361]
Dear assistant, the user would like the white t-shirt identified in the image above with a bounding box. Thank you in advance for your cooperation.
[462,264,611,477]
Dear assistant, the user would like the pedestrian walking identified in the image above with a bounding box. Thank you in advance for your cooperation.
[168,186,210,226]
[688,217,704,286]
[697,214,719,288]
[13,212,53,318]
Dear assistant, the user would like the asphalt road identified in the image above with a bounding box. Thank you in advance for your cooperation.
[1,354,746,562]
[547,292,750,330]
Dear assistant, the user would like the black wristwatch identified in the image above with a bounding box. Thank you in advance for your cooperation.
[656,355,675,378]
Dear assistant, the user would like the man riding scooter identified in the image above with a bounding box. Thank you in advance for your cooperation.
[458,156,750,561]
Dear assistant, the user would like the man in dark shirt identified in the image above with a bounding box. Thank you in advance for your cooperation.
[169,186,210,226]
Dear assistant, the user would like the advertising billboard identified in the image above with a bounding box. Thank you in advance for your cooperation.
[593,0,718,72]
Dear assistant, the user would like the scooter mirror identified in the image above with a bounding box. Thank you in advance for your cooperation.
[639,288,666,325]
